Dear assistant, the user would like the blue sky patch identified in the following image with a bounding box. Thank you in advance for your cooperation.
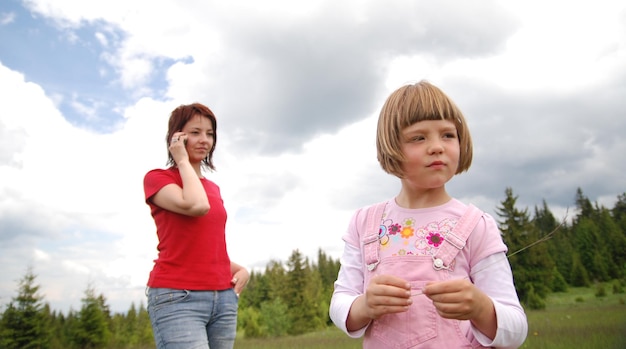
[0,0,174,133]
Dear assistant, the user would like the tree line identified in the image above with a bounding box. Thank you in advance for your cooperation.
[1,187,625,348]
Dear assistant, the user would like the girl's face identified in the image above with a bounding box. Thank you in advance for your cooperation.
[181,114,214,163]
[399,119,460,189]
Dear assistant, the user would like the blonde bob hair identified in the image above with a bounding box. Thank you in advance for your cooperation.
[376,80,473,178]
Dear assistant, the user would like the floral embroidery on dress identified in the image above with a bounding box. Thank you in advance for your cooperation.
[380,216,458,257]
[427,232,444,247]
[389,223,401,235]
[400,226,414,239]
[378,222,390,246]
[380,235,390,245]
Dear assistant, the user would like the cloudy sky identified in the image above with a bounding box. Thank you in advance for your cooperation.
[1,0,625,315]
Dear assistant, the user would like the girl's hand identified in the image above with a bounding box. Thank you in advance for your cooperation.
[364,274,412,320]
[423,279,493,320]
[423,278,496,339]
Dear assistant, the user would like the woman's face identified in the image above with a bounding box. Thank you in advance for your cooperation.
[180,114,214,163]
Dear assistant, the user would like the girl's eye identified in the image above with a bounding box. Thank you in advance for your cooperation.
[444,133,456,139]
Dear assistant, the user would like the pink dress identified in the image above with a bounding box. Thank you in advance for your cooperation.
[330,199,528,349]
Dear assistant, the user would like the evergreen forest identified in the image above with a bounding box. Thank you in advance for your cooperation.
[1,187,625,348]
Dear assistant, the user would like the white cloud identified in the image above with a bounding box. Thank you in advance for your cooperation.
[0,11,15,25]
[2,0,625,314]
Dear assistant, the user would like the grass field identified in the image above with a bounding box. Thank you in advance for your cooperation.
[234,283,626,349]
[521,284,626,349]
[233,327,362,349]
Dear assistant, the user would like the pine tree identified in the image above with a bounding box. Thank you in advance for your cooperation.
[136,302,154,346]
[570,253,591,287]
[613,194,626,260]
[43,305,65,349]
[0,266,51,349]
[495,188,554,306]
[571,188,611,281]
[534,201,573,289]
[613,192,626,216]
[71,285,111,348]
[239,306,263,338]
[573,217,609,282]
[597,207,626,279]
[316,249,341,325]
[259,298,290,337]
[284,250,324,335]
[265,260,289,302]
[574,187,595,221]
[238,260,289,338]
[496,188,528,252]
[551,267,568,292]
[109,303,135,347]
[533,200,559,236]
[237,270,262,309]
[316,248,341,290]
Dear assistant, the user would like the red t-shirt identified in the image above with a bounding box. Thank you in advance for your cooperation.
[144,167,232,290]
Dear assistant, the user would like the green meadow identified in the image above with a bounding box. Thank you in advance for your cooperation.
[521,284,626,349]
[234,283,626,349]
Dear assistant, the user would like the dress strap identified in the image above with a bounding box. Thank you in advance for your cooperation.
[363,201,387,271]
[432,204,483,271]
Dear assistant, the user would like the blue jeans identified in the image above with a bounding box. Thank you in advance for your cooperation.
[147,287,238,349]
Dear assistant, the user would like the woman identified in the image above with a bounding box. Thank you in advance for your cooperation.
[144,103,249,349]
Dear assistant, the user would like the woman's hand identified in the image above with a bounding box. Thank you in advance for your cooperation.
[168,132,189,165]
[230,263,250,296]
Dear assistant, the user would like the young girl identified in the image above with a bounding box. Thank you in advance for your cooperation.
[144,103,249,349]
[329,81,528,348]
